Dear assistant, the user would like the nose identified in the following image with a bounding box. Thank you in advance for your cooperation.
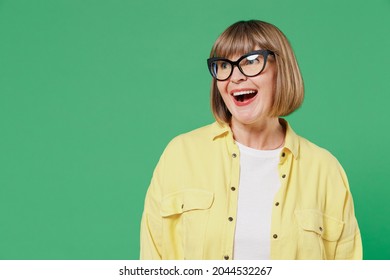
[229,65,247,83]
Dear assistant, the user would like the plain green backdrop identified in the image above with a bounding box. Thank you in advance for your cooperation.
[0,0,389,260]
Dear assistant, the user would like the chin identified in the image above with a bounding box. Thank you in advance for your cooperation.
[232,116,262,126]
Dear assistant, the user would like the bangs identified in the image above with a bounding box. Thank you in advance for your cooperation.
[210,20,272,58]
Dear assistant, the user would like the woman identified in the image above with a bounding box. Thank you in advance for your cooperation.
[140,20,362,260]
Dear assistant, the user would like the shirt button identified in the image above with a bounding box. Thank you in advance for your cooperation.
[231,187,236,191]
[275,202,279,206]
[228,217,233,222]
[273,234,278,239]
[281,152,286,157]
[232,153,237,158]
[224,255,229,260]
[282,174,286,178]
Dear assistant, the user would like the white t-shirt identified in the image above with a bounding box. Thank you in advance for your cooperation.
[233,142,282,260]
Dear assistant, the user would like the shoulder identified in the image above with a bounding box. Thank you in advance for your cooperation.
[284,120,341,168]
[298,136,340,165]
[299,136,340,167]
[284,119,347,182]
[165,122,223,149]
[157,123,221,160]
[295,132,349,188]
[175,122,216,140]
[154,123,226,187]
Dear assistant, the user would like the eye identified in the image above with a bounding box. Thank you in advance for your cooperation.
[247,59,258,65]
[220,62,229,69]
[244,54,260,65]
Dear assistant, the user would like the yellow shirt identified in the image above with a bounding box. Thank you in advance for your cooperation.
[140,120,362,260]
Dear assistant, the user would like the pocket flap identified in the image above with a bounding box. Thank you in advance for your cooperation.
[160,189,214,217]
[295,209,344,241]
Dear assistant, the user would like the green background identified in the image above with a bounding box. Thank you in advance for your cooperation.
[0,0,389,260]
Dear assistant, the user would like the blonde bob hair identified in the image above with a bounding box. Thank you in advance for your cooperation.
[209,20,304,123]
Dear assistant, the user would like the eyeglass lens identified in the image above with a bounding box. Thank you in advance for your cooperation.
[211,53,267,81]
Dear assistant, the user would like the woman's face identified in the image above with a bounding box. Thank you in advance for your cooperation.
[217,50,276,126]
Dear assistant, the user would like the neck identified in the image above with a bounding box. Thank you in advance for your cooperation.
[231,117,285,150]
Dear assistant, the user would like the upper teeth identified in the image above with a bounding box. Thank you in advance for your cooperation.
[233,90,256,96]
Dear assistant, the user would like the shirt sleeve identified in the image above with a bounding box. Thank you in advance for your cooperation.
[334,165,363,259]
[140,153,165,260]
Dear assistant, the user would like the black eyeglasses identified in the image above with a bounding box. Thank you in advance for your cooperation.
[207,50,274,81]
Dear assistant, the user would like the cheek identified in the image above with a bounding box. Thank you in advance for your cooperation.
[216,81,227,95]
[270,77,277,102]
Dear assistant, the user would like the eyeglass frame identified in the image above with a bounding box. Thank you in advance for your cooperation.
[207,49,275,81]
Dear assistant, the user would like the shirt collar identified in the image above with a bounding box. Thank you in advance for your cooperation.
[279,119,299,159]
[211,121,231,140]
[210,119,300,159]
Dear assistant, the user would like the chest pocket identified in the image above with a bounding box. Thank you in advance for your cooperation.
[160,189,214,259]
[161,189,214,217]
[295,209,344,259]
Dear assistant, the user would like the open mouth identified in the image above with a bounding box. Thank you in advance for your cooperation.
[232,90,258,103]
